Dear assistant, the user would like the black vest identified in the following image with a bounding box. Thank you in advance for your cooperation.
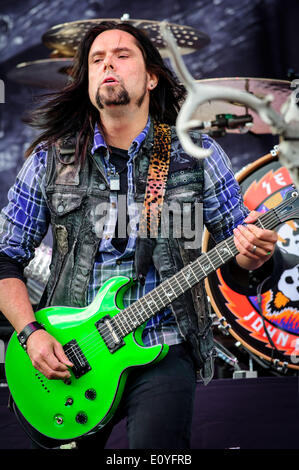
[42,122,216,384]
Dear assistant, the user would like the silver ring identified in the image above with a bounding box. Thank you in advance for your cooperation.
[252,245,257,253]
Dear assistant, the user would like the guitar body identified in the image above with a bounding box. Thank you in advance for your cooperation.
[5,276,169,441]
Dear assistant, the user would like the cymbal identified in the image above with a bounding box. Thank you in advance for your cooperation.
[6,58,73,89]
[42,18,210,58]
[193,77,292,134]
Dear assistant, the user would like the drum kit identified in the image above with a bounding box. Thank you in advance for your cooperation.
[7,15,299,377]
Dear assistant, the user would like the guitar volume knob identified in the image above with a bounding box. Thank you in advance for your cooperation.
[76,412,88,424]
[85,388,97,400]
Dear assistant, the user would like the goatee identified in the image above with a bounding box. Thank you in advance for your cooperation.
[96,85,130,109]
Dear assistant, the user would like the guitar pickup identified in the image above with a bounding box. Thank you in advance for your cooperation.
[63,339,91,379]
[95,315,125,353]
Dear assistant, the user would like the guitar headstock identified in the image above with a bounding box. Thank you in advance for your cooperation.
[274,187,299,225]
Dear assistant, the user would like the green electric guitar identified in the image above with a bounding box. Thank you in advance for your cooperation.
[4,188,299,442]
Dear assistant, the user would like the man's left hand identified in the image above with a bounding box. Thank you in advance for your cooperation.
[233,210,278,271]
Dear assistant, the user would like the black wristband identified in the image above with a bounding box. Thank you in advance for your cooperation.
[17,321,45,350]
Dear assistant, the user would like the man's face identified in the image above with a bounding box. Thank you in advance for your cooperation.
[88,29,156,112]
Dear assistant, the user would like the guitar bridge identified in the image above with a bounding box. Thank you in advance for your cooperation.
[63,339,91,378]
[96,315,125,353]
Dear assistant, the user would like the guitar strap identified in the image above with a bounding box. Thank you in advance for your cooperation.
[135,122,171,283]
[139,121,172,238]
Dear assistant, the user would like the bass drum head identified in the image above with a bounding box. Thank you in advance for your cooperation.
[203,152,299,371]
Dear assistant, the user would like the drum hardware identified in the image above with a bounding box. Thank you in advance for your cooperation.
[161,22,299,190]
[234,341,288,376]
[214,339,241,371]
[6,58,74,90]
[194,79,291,135]
[233,370,258,379]
[232,352,258,379]
[41,15,210,59]
[270,145,280,157]
[191,113,254,138]
[216,316,231,336]
[272,359,289,374]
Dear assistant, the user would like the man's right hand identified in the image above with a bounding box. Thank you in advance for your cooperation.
[26,329,73,380]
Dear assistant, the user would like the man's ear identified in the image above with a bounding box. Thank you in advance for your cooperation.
[147,72,158,90]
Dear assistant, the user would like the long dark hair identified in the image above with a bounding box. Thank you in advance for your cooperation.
[24,21,186,162]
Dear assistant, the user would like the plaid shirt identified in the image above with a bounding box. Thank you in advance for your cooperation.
[0,118,249,346]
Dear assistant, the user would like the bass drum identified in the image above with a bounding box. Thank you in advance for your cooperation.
[203,150,299,372]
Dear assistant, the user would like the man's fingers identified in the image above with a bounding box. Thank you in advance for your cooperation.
[53,342,74,368]
[40,363,71,380]
[234,224,277,255]
[233,230,259,259]
[233,227,275,258]
[26,329,73,379]
[242,223,278,243]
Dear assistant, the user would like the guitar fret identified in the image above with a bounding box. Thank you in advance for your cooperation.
[124,304,134,333]
[176,271,190,293]
[138,301,149,318]
[224,239,237,257]
[113,317,125,337]
[160,283,174,304]
[193,258,205,279]
[120,311,132,333]
[154,287,166,308]
[187,264,198,283]
[200,253,212,276]
[257,218,265,229]
[117,314,130,335]
[127,304,141,328]
[172,275,185,294]
[146,293,159,312]
[207,254,216,271]
[182,270,192,288]
[215,246,225,264]
[165,281,177,301]
[183,265,197,287]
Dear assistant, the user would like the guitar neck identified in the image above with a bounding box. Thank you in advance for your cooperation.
[116,204,282,334]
